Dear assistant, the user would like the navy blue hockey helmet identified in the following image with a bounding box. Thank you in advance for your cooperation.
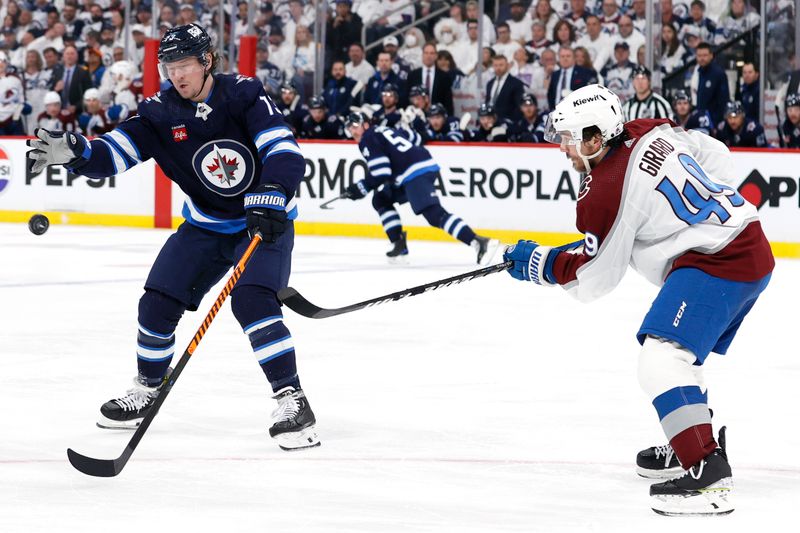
[158,23,212,65]
[724,101,744,118]
[381,83,399,97]
[280,81,298,94]
[521,94,538,107]
[409,84,427,98]
[345,111,368,128]
[427,103,447,117]
[308,95,327,109]
[671,90,690,105]
[632,64,651,78]
[478,103,496,117]
[786,92,800,108]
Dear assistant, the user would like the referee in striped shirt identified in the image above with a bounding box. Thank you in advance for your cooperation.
[622,65,672,121]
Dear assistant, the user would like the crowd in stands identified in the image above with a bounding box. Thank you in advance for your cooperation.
[2,0,799,149]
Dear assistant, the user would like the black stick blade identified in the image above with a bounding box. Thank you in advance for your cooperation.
[67,448,122,477]
[278,287,331,318]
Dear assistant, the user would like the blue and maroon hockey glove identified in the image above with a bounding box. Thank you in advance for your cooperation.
[244,184,288,243]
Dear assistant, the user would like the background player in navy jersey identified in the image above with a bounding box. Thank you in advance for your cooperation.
[26,23,320,452]
[503,85,773,515]
[780,92,800,148]
[671,90,715,136]
[343,111,499,264]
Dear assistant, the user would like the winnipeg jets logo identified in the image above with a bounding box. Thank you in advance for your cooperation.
[206,146,239,185]
[195,102,212,121]
[192,139,255,197]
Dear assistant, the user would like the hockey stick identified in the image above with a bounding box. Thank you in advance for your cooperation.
[319,195,346,210]
[775,104,786,148]
[67,233,263,477]
[279,260,513,319]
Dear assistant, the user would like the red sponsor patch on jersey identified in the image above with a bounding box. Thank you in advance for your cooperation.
[172,124,188,142]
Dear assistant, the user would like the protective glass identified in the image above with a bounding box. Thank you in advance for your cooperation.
[159,59,204,80]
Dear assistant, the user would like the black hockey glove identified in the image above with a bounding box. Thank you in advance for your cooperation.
[26,128,91,174]
[343,180,370,200]
[244,184,289,243]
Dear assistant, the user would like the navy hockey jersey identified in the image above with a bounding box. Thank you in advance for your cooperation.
[299,114,346,139]
[716,118,768,148]
[359,126,438,188]
[419,116,464,143]
[678,109,715,136]
[781,119,800,148]
[71,74,304,233]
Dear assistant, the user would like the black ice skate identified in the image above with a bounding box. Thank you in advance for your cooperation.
[471,235,501,265]
[636,443,685,479]
[97,370,171,429]
[650,427,733,516]
[269,386,321,451]
[386,231,409,264]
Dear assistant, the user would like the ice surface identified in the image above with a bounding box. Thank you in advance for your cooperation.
[1,224,798,532]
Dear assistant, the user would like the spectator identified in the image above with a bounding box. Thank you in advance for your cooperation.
[509,93,546,143]
[466,0,496,45]
[531,48,556,109]
[506,0,533,43]
[435,19,470,75]
[324,60,358,117]
[680,0,716,43]
[300,95,346,139]
[446,2,468,41]
[276,81,308,135]
[85,47,104,88]
[601,42,636,103]
[468,103,509,142]
[716,0,760,44]
[493,22,522,62]
[564,0,589,39]
[532,0,559,37]
[691,42,730,124]
[737,62,759,120]
[398,27,425,70]
[28,22,65,57]
[622,65,672,120]
[256,42,285,98]
[36,90,76,133]
[289,25,315,100]
[486,53,525,123]
[419,103,465,143]
[22,49,50,134]
[781,93,800,148]
[77,88,115,136]
[283,0,314,47]
[660,22,687,75]
[129,24,148,67]
[480,46,496,86]
[548,46,597,110]
[57,44,92,113]
[158,4,177,28]
[576,15,613,73]
[716,100,768,147]
[672,89,715,135]
[552,19,576,51]
[457,18,481,75]
[346,42,375,87]
[15,9,40,44]
[409,43,454,116]
[630,0,648,34]
[2,29,24,70]
[381,35,411,82]
[614,15,645,55]
[267,26,293,74]
[511,47,539,90]
[598,0,622,34]
[574,46,601,84]
[42,47,63,87]
[525,21,556,61]
[682,25,702,60]
[364,51,407,107]
[60,3,84,44]
[436,50,461,77]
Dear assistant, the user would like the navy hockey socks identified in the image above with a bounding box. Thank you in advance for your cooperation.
[421,205,476,245]
[378,208,403,242]
[136,290,185,386]
[232,287,301,391]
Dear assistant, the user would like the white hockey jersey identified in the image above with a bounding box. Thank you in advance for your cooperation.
[552,119,774,303]
[0,74,24,122]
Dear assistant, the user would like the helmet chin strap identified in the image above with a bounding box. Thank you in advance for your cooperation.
[189,65,212,102]
[576,139,605,172]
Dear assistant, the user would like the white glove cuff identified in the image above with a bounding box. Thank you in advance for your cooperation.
[527,245,557,286]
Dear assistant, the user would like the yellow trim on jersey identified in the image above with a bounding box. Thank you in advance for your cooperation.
[1,211,798,258]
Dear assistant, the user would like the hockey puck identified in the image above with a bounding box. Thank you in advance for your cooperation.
[28,214,50,235]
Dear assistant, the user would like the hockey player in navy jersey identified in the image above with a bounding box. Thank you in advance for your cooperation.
[343,111,499,264]
[503,85,773,515]
[299,95,346,139]
[671,90,715,136]
[781,92,800,148]
[715,101,769,148]
[26,23,320,451]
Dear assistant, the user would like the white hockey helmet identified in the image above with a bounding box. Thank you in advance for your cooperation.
[44,91,61,106]
[83,88,101,102]
[544,84,624,146]
[109,60,137,93]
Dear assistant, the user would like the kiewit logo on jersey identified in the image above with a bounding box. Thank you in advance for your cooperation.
[192,139,255,197]
[0,145,11,195]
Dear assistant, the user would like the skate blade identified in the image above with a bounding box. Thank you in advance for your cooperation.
[651,478,734,516]
[96,414,141,430]
[272,426,321,451]
[637,465,687,479]
[387,254,409,265]
[478,239,501,265]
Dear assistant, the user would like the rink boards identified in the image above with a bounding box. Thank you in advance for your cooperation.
[1,138,798,257]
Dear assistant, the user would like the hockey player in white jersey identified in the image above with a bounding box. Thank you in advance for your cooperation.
[502,84,774,516]
[0,51,24,135]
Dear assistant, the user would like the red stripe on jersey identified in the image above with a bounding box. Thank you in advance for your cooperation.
[670,220,775,282]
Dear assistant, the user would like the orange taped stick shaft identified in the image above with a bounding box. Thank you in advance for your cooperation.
[187,233,262,354]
